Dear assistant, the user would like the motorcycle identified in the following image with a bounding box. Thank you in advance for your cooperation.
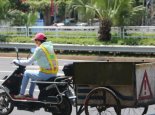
[0,48,75,115]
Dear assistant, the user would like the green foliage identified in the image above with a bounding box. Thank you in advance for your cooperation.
[112,0,132,26]
[0,36,10,42]
[27,0,50,11]
[69,0,144,41]
[70,0,145,26]
[138,38,155,45]
[92,0,122,19]
[27,11,38,26]
[0,0,37,26]
[70,0,124,21]
[56,1,67,21]
[27,0,52,25]
[1,36,155,46]
[55,0,73,21]
[8,0,30,12]
[70,0,96,21]
[8,10,27,26]
[113,38,140,45]
[0,0,10,22]
[7,10,37,26]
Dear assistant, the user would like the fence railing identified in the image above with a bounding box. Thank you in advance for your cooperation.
[123,26,155,38]
[0,26,99,38]
[1,42,155,54]
[0,26,155,38]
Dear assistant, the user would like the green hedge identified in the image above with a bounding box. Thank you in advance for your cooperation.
[1,36,155,46]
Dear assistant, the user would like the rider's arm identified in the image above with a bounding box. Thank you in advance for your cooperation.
[14,47,41,66]
[15,56,35,66]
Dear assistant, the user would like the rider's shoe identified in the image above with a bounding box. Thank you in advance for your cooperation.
[24,94,33,98]
[14,94,25,98]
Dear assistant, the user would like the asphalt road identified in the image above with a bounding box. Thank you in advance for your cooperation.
[0,57,155,115]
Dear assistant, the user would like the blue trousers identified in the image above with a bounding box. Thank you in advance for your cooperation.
[20,70,56,96]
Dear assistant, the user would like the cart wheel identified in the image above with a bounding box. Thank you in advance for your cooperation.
[84,87,121,115]
[121,106,148,115]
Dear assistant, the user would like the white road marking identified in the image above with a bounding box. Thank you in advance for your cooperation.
[0,57,15,59]
[11,65,64,70]
[0,71,12,72]
[0,79,5,82]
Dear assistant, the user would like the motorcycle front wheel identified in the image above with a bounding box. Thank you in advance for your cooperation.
[0,91,14,115]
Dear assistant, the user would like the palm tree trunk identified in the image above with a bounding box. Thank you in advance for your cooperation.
[43,8,52,26]
[98,19,112,41]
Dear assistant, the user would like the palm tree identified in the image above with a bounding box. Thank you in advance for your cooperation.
[112,0,145,38]
[70,0,144,41]
[69,0,95,22]
[70,0,122,41]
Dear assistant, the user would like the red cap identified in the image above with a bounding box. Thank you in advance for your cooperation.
[33,33,46,41]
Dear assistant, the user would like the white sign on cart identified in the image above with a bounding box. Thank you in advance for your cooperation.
[136,63,155,104]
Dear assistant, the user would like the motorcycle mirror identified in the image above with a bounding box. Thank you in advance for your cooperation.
[15,47,18,53]
[30,48,35,53]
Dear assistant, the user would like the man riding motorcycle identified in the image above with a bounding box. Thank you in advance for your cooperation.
[13,33,59,98]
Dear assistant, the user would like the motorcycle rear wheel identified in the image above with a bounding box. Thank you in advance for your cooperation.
[0,92,14,115]
[52,96,72,115]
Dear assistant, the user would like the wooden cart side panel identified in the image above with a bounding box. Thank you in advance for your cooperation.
[136,63,155,104]
[73,62,140,106]
[74,62,135,86]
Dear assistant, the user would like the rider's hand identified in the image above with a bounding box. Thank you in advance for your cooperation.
[12,59,19,66]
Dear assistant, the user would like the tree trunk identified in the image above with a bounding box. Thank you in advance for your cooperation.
[43,8,52,26]
[98,19,112,41]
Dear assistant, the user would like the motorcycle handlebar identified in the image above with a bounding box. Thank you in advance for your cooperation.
[14,47,19,60]
[13,61,19,66]
[13,61,26,69]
